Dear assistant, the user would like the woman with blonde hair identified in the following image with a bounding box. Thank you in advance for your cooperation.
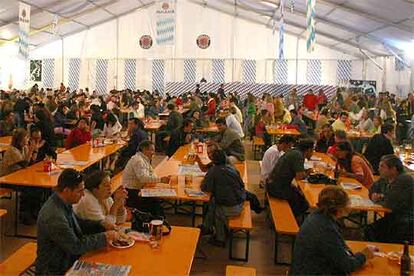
[290,186,375,275]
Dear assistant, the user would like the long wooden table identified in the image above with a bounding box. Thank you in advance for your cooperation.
[151,144,248,225]
[81,226,200,275]
[347,240,413,275]
[0,142,126,238]
[298,152,390,214]
[265,126,301,136]
[0,142,126,188]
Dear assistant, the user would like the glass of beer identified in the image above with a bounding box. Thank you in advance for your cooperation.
[185,174,193,188]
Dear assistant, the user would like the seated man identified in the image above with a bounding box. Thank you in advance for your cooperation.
[332,111,349,132]
[363,123,394,174]
[155,103,183,151]
[166,118,194,157]
[0,110,16,136]
[261,135,296,186]
[315,124,335,153]
[121,140,170,217]
[213,118,245,164]
[266,138,314,218]
[200,149,246,246]
[36,169,119,275]
[115,117,148,170]
[29,126,57,162]
[223,108,244,138]
[365,154,413,244]
[289,109,308,135]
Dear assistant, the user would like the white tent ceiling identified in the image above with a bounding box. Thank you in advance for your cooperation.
[0,0,413,58]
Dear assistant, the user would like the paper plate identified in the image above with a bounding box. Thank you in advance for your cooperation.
[110,238,135,249]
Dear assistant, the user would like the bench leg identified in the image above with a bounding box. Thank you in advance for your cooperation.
[229,229,250,262]
[274,233,294,265]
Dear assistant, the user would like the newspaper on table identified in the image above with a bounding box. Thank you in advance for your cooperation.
[349,195,375,207]
[66,260,131,276]
[340,182,362,190]
[184,188,207,197]
[178,164,206,176]
[57,160,89,167]
[140,188,177,197]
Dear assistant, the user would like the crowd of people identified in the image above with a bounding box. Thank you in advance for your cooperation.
[0,82,413,275]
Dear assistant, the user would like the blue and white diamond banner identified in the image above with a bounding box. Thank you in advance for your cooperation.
[18,2,31,59]
[155,1,176,45]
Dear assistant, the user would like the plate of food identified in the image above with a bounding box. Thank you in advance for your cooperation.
[110,232,135,249]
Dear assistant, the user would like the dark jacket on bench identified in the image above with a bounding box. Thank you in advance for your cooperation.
[36,193,107,275]
[290,210,366,275]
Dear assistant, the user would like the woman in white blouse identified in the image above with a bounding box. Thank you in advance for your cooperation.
[74,170,127,226]
[103,112,122,138]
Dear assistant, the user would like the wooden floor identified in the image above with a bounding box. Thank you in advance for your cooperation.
[0,141,291,275]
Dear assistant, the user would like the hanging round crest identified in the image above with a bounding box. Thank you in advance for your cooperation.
[196,34,211,49]
[139,35,153,49]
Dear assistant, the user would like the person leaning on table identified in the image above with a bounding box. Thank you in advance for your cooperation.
[74,170,128,227]
[36,169,120,275]
[290,186,376,275]
[121,140,170,217]
[365,154,414,244]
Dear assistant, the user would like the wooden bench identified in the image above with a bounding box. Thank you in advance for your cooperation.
[226,265,256,276]
[252,136,265,160]
[267,193,299,265]
[0,242,37,275]
[228,201,253,262]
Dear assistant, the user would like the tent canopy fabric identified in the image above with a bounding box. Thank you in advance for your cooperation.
[0,0,413,58]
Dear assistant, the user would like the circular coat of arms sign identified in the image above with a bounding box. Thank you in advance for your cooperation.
[139,35,153,49]
[196,34,211,49]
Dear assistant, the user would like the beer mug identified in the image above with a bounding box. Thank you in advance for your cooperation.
[185,174,193,188]
[149,220,163,249]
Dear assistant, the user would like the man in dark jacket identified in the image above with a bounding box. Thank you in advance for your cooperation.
[266,139,314,217]
[200,149,246,245]
[166,118,194,157]
[213,118,245,163]
[365,154,414,244]
[36,169,119,275]
[116,118,148,170]
[155,103,183,151]
[364,123,394,174]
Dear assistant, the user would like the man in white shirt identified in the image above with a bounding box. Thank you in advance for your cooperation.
[230,98,243,124]
[122,140,170,216]
[223,108,244,138]
[260,135,296,187]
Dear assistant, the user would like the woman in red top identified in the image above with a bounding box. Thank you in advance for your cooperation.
[65,118,92,149]
[206,93,217,118]
[334,141,374,189]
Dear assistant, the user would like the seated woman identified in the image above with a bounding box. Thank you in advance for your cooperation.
[200,149,246,246]
[103,112,122,138]
[334,141,374,189]
[74,170,127,227]
[290,186,375,275]
[0,129,36,176]
[53,104,71,136]
[65,118,92,149]
[315,124,335,153]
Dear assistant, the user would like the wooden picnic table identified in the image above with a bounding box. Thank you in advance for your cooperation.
[0,142,126,188]
[298,152,390,214]
[347,240,413,275]
[265,126,301,136]
[152,144,248,203]
[81,226,200,276]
